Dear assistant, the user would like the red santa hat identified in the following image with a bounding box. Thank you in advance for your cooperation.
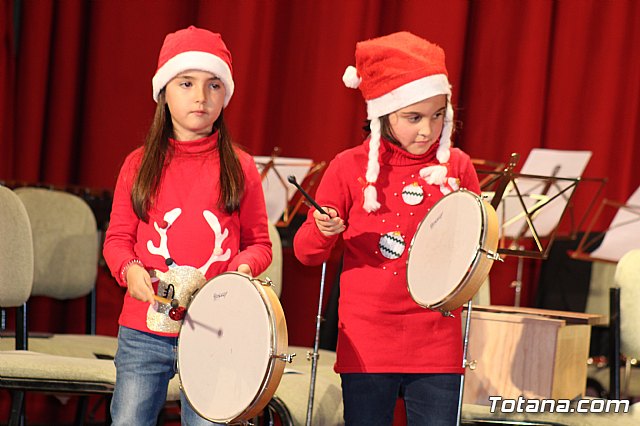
[342,31,453,213]
[152,26,234,107]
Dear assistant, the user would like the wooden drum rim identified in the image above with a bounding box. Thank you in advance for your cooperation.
[177,272,288,423]
[406,190,499,312]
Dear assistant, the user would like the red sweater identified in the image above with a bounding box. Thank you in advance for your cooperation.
[294,139,480,374]
[103,133,272,336]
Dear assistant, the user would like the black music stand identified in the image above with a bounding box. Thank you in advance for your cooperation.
[254,148,326,228]
[471,158,505,189]
[477,149,591,306]
[571,186,640,263]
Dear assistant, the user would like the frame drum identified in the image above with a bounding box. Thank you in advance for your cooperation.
[178,272,288,423]
[407,189,499,312]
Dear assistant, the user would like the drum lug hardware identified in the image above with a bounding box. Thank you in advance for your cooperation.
[481,248,503,262]
[464,359,477,370]
[440,310,455,318]
[273,352,296,363]
[252,276,274,287]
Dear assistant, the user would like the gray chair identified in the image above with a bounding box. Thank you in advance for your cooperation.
[609,250,640,397]
[0,186,117,426]
[0,185,34,327]
[586,251,640,399]
[257,221,284,298]
[0,184,35,424]
[0,187,118,359]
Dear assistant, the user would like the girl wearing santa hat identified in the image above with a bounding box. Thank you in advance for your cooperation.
[103,26,271,425]
[294,32,480,425]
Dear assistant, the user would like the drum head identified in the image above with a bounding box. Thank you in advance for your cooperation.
[407,190,484,308]
[178,273,272,422]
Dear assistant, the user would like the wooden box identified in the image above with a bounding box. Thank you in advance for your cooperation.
[462,305,605,405]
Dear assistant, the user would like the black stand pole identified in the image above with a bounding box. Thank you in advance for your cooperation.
[609,287,621,400]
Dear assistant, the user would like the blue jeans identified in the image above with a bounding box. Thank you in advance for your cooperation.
[111,326,223,426]
[341,373,461,426]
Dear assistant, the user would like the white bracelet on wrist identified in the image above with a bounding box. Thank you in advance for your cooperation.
[121,259,144,283]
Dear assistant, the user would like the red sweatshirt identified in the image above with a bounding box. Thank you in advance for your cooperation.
[103,133,272,336]
[294,138,480,374]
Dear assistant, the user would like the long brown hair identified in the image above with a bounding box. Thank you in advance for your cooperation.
[131,91,244,221]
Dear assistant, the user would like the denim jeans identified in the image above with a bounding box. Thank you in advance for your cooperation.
[111,326,224,426]
[341,373,461,426]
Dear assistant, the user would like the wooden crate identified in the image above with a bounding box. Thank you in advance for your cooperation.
[462,305,605,405]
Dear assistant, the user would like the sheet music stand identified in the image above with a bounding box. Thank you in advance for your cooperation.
[571,187,640,264]
[477,150,593,307]
[478,151,587,259]
[254,149,326,227]
[554,176,608,240]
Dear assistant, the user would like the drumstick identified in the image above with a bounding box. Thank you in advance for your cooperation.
[287,175,328,216]
[153,295,179,308]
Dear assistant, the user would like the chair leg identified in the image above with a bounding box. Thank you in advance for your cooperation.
[105,395,112,425]
[9,390,26,426]
[85,289,97,335]
[609,287,621,399]
[74,396,89,426]
[16,304,28,350]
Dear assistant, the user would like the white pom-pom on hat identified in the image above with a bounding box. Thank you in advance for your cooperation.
[342,66,362,89]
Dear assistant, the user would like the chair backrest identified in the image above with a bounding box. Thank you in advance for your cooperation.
[14,187,98,300]
[257,222,283,298]
[0,186,34,308]
[616,249,640,358]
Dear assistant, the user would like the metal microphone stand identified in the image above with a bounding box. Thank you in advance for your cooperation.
[456,299,474,426]
[305,261,327,426]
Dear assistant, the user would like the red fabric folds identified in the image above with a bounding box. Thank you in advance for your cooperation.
[1,1,640,422]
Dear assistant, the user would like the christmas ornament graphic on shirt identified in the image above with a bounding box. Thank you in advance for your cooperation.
[379,231,405,259]
[401,182,424,205]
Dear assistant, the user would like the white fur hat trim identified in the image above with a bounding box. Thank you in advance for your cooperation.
[152,51,234,106]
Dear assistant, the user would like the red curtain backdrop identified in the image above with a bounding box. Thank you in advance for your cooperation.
[2,0,640,423]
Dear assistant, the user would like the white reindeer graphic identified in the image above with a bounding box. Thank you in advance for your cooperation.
[145,208,231,333]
